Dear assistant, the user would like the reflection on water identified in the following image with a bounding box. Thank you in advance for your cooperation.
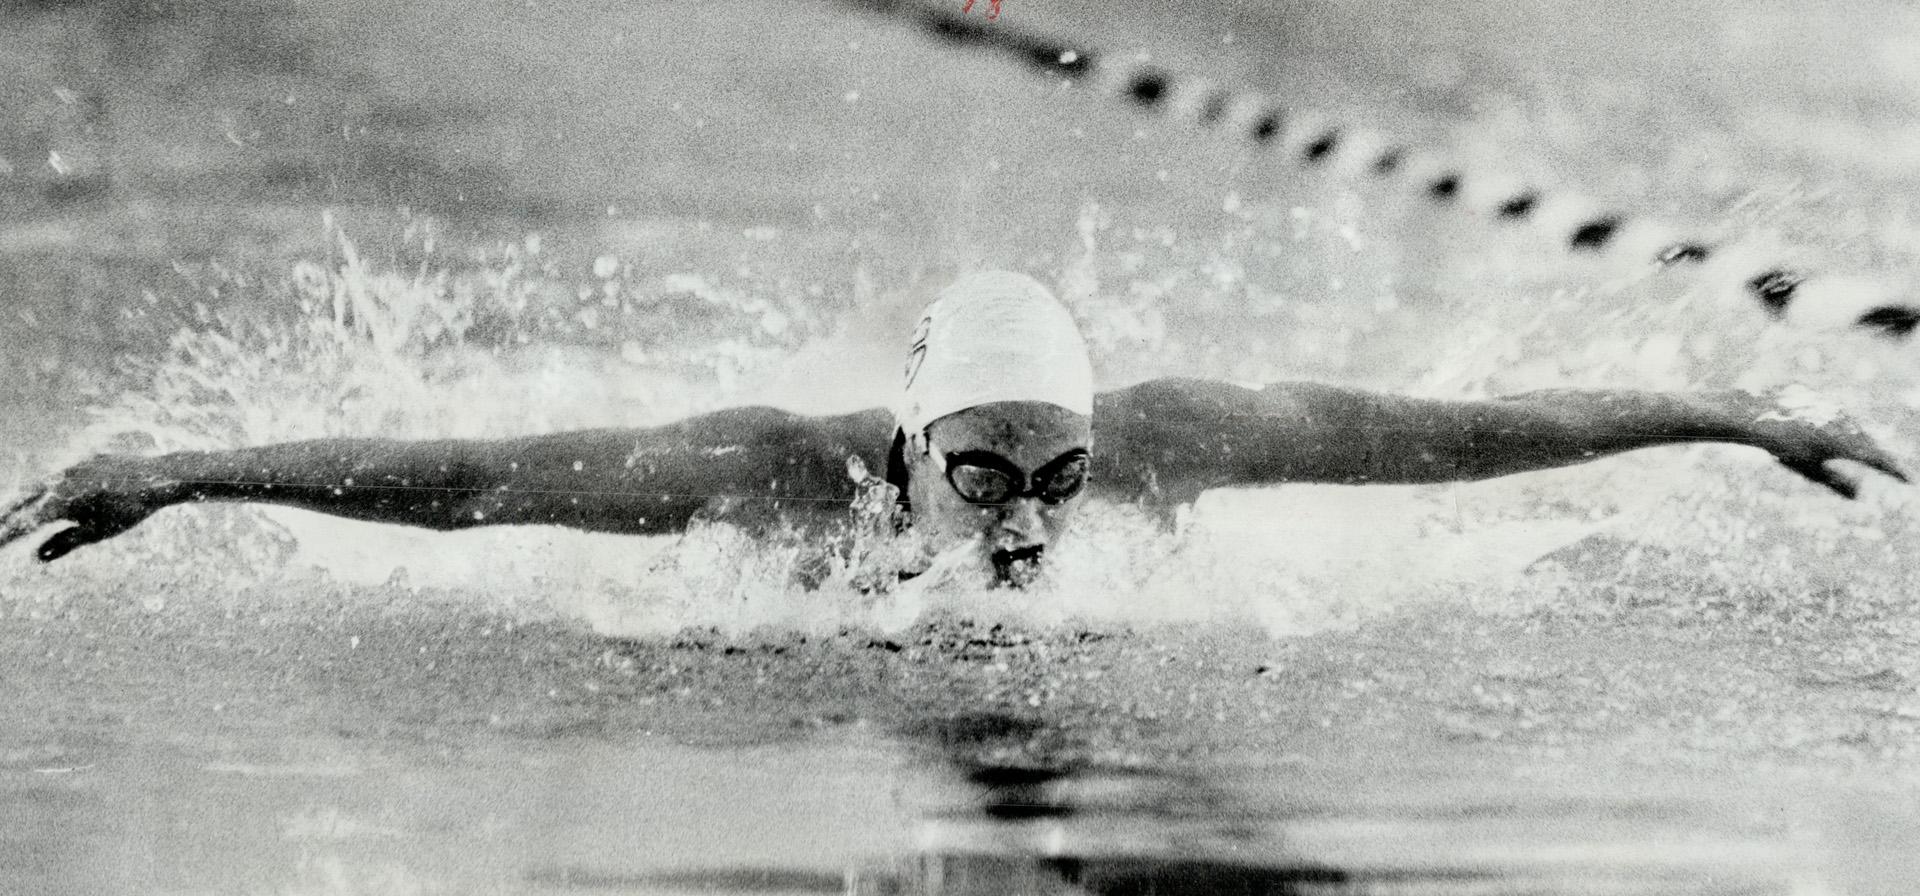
[838,715,1815,896]
[2,701,1893,895]
[1,728,938,895]
[7,0,1920,893]
[854,767,1792,896]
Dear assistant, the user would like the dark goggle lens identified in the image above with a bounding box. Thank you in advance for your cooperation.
[948,464,1018,504]
[1035,455,1089,503]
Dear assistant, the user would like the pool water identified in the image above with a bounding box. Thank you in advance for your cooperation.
[6,0,1920,892]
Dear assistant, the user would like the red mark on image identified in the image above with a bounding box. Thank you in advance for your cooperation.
[961,0,1002,21]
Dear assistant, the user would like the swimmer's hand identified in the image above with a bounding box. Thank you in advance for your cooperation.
[1741,390,1909,499]
[0,455,174,562]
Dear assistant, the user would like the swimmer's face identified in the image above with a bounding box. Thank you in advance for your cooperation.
[906,401,1092,588]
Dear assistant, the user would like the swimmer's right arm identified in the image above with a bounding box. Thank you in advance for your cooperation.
[1,407,896,562]
[1093,378,1907,506]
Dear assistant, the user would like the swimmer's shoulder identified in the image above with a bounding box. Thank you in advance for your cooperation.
[666,404,894,441]
[1094,377,1321,421]
[681,405,898,479]
[1090,378,1330,509]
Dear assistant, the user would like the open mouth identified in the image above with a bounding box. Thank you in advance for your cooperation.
[990,544,1046,588]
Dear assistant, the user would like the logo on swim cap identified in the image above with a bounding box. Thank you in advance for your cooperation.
[903,314,932,389]
[896,271,1094,436]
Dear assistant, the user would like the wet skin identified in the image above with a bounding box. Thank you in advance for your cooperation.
[0,378,1907,587]
[905,402,1091,587]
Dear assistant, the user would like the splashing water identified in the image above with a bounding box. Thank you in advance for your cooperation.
[5,202,1918,641]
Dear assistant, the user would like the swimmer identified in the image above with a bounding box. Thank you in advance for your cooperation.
[0,271,1907,587]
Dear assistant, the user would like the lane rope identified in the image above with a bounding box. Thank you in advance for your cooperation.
[846,0,1920,339]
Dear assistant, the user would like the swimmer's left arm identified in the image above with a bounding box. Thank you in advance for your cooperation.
[0,407,897,563]
[1093,378,1907,505]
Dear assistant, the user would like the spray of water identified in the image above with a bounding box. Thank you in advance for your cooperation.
[4,202,1916,639]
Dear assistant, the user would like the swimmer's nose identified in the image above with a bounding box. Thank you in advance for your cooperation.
[989,499,1048,587]
[996,497,1046,546]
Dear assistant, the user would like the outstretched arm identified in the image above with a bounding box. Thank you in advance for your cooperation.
[1091,378,1906,507]
[2,407,896,562]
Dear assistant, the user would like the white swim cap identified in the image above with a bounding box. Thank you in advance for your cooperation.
[896,271,1095,436]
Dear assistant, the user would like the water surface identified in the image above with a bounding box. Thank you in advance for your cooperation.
[5,0,1920,892]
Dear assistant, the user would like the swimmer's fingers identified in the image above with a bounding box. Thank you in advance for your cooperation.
[1778,458,1865,500]
[1836,441,1910,488]
[1809,416,1909,492]
[1,485,42,518]
[32,522,121,563]
[1760,413,1909,499]
[0,457,171,562]
[0,488,112,562]
[0,486,55,550]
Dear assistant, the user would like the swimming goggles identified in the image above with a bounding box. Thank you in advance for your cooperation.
[926,442,1091,506]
